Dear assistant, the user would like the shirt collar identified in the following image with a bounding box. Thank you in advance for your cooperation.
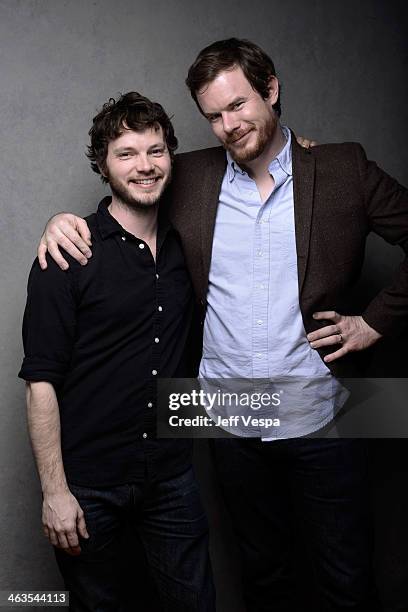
[226,125,292,182]
[97,197,124,239]
[96,196,172,241]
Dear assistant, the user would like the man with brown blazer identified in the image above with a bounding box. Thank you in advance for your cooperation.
[36,39,407,611]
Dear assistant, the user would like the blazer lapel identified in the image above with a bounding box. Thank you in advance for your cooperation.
[200,147,227,293]
[192,136,314,298]
[291,134,315,294]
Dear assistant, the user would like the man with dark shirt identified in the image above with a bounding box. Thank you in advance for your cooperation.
[19,92,214,612]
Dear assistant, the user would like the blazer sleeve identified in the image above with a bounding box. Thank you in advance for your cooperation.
[356,144,408,335]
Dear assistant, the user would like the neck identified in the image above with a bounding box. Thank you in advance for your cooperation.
[242,122,286,182]
[108,197,158,241]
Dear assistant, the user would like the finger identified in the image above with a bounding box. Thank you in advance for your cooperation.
[47,528,59,547]
[323,346,348,363]
[309,334,343,349]
[76,218,92,247]
[77,513,90,539]
[63,533,81,557]
[65,526,82,556]
[312,311,341,323]
[297,137,309,148]
[38,241,48,270]
[66,529,80,549]
[307,325,340,342]
[56,532,71,551]
[61,223,92,258]
[47,242,70,270]
[49,236,88,267]
[310,140,318,147]
[64,547,81,556]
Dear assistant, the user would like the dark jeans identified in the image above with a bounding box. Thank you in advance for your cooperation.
[55,466,215,612]
[212,438,377,612]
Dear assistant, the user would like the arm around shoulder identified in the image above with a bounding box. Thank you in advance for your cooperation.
[38,212,92,270]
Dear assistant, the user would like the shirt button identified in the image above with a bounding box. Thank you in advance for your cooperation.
[121,236,126,241]
[257,319,263,325]
[139,243,145,249]
[142,432,147,439]
[147,402,153,408]
[154,337,160,343]
[156,274,159,280]
[158,306,163,312]
[257,250,262,257]
[152,369,158,376]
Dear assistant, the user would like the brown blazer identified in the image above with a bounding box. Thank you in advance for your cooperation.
[165,133,408,377]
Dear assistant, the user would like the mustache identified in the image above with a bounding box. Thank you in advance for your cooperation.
[225,127,254,146]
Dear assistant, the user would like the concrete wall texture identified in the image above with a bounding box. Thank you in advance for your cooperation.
[0,1,407,610]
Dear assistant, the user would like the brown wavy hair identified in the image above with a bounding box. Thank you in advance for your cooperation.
[185,38,281,117]
[86,92,178,183]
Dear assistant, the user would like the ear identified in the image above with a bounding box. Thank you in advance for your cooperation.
[266,76,279,106]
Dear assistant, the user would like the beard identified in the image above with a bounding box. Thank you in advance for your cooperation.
[225,113,277,165]
[107,170,171,211]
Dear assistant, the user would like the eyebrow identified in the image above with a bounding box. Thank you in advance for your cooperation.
[112,142,166,154]
[204,96,247,119]
[227,96,246,108]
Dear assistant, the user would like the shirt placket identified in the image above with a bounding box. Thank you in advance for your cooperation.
[148,253,164,439]
[252,197,271,379]
[252,163,288,380]
[119,230,160,441]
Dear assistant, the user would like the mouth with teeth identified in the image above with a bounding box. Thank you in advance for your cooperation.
[129,176,161,188]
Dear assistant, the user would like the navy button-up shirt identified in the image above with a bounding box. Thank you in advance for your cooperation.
[19,197,193,485]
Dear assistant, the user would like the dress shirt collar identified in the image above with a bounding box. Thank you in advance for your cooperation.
[96,196,172,243]
[226,124,292,182]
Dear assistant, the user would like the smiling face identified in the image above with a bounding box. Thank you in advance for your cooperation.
[196,66,279,165]
[103,125,172,209]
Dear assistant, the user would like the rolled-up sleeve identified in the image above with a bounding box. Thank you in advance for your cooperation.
[18,256,77,387]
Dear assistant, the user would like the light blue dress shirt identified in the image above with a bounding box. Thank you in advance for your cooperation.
[199,127,347,439]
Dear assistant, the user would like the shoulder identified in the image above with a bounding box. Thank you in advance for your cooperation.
[302,142,368,179]
[309,141,366,161]
[28,212,100,288]
[51,211,101,274]
[83,211,99,239]
[174,146,226,172]
[25,255,78,305]
[27,251,81,288]
[167,146,226,210]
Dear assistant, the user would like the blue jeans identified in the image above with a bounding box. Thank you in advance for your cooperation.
[212,438,377,612]
[55,466,215,612]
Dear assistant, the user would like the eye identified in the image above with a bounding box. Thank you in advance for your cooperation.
[150,148,165,157]
[118,152,131,159]
[232,101,244,110]
[207,114,220,123]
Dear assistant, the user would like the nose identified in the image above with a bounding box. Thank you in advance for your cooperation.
[222,111,240,134]
[135,154,154,174]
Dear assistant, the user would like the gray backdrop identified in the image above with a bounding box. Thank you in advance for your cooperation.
[1,0,407,610]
